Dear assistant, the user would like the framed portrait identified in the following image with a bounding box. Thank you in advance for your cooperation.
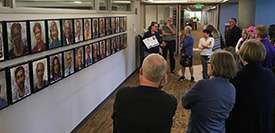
[122,34,127,49]
[74,47,84,72]
[116,36,121,50]
[0,23,4,61]
[49,53,63,84]
[99,18,106,37]
[119,17,124,32]
[0,69,8,109]
[92,18,99,39]
[62,19,74,46]
[99,40,106,59]
[106,39,111,56]
[63,50,74,77]
[123,17,127,31]
[74,18,83,43]
[9,63,31,103]
[30,20,47,54]
[84,18,92,41]
[6,21,29,59]
[111,37,117,53]
[31,58,48,92]
[92,42,100,62]
[111,17,116,34]
[116,17,120,33]
[105,17,111,35]
[47,20,62,49]
[85,44,93,67]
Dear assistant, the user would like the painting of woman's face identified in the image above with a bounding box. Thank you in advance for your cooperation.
[50,53,63,83]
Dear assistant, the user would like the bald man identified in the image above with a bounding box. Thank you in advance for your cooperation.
[112,54,177,133]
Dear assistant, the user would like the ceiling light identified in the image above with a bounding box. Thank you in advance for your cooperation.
[73,1,82,4]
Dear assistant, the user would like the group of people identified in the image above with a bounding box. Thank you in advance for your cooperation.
[112,17,275,133]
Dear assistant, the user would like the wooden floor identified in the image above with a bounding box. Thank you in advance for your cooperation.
[75,29,204,133]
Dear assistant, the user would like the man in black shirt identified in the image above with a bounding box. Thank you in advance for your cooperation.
[225,18,242,48]
[112,54,177,133]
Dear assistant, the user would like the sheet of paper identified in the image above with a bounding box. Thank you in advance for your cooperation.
[142,35,159,49]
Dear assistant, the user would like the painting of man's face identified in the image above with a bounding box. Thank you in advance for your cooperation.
[7,22,29,59]
[0,70,8,109]
[84,19,92,40]
[63,50,74,77]
[62,19,73,45]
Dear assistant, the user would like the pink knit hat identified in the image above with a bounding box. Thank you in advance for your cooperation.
[246,26,256,33]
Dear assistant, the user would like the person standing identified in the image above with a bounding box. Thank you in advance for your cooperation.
[143,22,161,54]
[206,25,222,52]
[199,29,214,79]
[182,50,237,133]
[179,26,194,81]
[226,40,275,133]
[161,17,177,73]
[112,54,177,133]
[225,18,242,48]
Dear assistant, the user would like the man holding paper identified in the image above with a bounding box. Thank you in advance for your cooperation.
[143,22,161,54]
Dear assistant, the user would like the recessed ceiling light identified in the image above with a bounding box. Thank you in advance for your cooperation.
[73,1,82,4]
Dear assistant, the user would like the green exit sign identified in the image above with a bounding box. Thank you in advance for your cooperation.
[195,3,203,9]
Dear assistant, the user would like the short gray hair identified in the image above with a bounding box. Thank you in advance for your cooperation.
[142,54,168,82]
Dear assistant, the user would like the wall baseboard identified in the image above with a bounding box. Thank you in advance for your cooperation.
[71,68,138,133]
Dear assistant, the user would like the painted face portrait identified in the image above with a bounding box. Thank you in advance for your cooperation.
[85,45,93,66]
[100,41,106,58]
[123,17,127,31]
[106,39,111,56]
[75,47,84,71]
[99,18,105,37]
[84,19,92,40]
[93,43,100,62]
[7,22,29,59]
[0,70,7,109]
[50,54,62,83]
[93,19,99,38]
[111,18,116,34]
[64,50,74,77]
[105,18,111,35]
[48,20,61,49]
[74,19,83,43]
[11,64,31,103]
[0,23,4,61]
[31,21,47,53]
[63,20,73,45]
[116,17,120,33]
[119,17,124,32]
[32,58,48,91]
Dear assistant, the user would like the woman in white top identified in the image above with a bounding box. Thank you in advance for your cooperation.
[235,29,248,53]
[199,29,214,79]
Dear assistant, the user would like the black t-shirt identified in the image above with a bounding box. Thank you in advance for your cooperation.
[225,25,242,48]
[112,86,177,133]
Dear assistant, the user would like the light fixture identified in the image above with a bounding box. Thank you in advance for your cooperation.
[73,1,82,4]
[113,0,131,4]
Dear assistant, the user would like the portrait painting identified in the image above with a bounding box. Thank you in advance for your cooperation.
[99,40,106,59]
[119,17,124,32]
[0,23,4,61]
[99,18,106,37]
[92,42,100,62]
[0,70,8,109]
[63,50,74,77]
[62,19,74,46]
[123,34,127,48]
[111,37,117,53]
[106,39,111,56]
[116,17,120,33]
[47,20,62,49]
[7,21,29,59]
[75,47,84,71]
[92,18,99,38]
[49,53,63,84]
[111,17,116,34]
[32,58,48,92]
[10,63,31,103]
[123,17,127,31]
[30,21,47,53]
[85,45,93,67]
[74,18,83,43]
[116,36,121,50]
[105,17,111,35]
[84,18,92,41]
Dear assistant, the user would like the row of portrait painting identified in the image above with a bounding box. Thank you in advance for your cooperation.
[0,16,127,61]
[0,34,127,110]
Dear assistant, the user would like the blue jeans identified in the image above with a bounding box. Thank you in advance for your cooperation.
[201,55,209,79]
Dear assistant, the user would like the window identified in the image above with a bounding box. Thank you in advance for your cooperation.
[15,0,95,10]
[112,0,131,11]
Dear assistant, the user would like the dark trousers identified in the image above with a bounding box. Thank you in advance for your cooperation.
[200,55,209,79]
[162,40,176,72]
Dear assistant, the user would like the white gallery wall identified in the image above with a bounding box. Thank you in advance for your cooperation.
[0,3,141,133]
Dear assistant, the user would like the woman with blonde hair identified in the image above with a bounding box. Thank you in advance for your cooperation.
[182,50,237,133]
[226,40,275,133]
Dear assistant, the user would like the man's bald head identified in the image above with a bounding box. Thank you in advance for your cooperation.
[141,54,168,83]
